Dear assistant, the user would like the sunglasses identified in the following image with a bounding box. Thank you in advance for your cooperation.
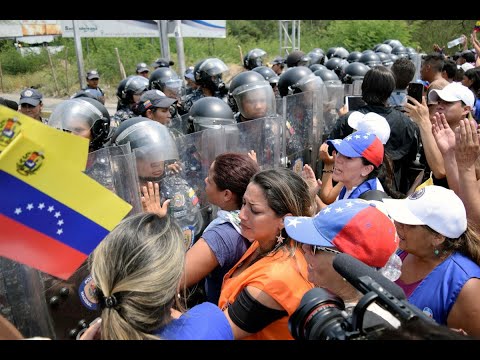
[312,246,341,256]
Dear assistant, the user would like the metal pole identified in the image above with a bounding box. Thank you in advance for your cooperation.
[157,20,163,57]
[72,20,86,89]
[160,20,170,60]
[174,20,185,77]
[278,20,282,56]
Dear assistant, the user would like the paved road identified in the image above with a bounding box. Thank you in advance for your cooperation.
[1,92,118,116]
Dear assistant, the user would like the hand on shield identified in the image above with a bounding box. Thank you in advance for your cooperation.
[247,150,258,164]
[141,181,171,217]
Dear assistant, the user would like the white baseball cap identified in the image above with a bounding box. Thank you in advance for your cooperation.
[382,185,467,239]
[347,111,391,144]
[428,82,475,108]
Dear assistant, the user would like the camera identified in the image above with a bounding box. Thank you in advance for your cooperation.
[289,253,438,340]
[289,287,387,340]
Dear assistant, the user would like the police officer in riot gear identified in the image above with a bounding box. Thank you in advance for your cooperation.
[375,43,393,54]
[243,48,267,70]
[111,117,205,245]
[188,96,235,133]
[252,65,281,98]
[277,66,314,97]
[112,75,149,127]
[48,97,111,152]
[149,67,186,117]
[347,51,363,63]
[229,70,276,123]
[391,45,409,59]
[183,58,229,113]
[343,62,370,84]
[359,52,382,68]
[376,52,394,68]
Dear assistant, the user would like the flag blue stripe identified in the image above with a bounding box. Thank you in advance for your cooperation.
[0,170,108,255]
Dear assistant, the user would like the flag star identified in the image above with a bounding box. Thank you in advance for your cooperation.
[332,139,342,145]
[54,211,61,218]
[354,134,361,139]
[38,203,45,210]
[366,132,371,136]
[47,206,54,212]
[57,229,63,235]
[322,207,332,214]
[345,201,354,207]
[363,135,369,139]
[345,136,352,141]
[335,207,344,213]
[14,208,22,215]
[57,219,64,226]
[26,203,34,210]
[287,218,302,228]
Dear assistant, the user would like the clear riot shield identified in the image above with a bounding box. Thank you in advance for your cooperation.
[0,258,55,338]
[84,143,142,215]
[234,115,283,170]
[281,90,323,176]
[323,83,345,140]
[352,80,363,95]
[411,53,423,82]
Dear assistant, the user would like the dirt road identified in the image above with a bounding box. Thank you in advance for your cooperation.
[1,92,118,116]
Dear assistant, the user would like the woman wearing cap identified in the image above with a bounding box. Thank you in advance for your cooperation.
[218,167,314,339]
[320,130,386,202]
[382,186,480,337]
[319,113,400,204]
[284,198,401,330]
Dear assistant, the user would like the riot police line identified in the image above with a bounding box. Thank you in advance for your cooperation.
[1,81,366,340]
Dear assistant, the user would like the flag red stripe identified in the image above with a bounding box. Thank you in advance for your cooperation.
[0,214,87,280]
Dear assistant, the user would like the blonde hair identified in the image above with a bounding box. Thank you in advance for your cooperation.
[89,213,185,340]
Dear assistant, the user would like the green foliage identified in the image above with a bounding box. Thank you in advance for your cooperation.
[1,20,476,98]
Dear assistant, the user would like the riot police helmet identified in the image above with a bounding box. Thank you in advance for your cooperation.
[229,70,275,120]
[193,57,229,93]
[375,43,393,54]
[384,39,403,49]
[286,50,310,68]
[277,66,313,97]
[149,67,183,98]
[346,51,363,63]
[326,47,338,60]
[405,47,417,59]
[48,97,110,151]
[313,68,342,86]
[111,117,179,181]
[309,64,327,73]
[307,51,325,65]
[243,48,267,70]
[188,97,235,132]
[252,65,280,86]
[359,52,382,67]
[116,75,134,107]
[343,62,370,84]
[332,47,349,59]
[71,89,102,103]
[122,75,149,104]
[391,45,409,58]
[376,52,394,67]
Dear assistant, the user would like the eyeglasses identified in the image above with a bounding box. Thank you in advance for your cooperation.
[312,246,341,256]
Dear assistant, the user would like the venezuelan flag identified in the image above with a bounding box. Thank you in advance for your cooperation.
[0,133,132,280]
[0,105,89,170]
[475,21,480,33]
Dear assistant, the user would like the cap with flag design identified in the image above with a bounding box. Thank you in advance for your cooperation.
[327,130,384,167]
[284,198,397,268]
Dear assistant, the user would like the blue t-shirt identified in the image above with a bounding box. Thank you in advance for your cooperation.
[202,222,249,304]
[156,302,233,340]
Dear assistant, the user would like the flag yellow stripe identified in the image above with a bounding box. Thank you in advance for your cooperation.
[0,106,89,169]
[0,134,132,230]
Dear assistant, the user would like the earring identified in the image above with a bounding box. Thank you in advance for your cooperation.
[276,231,285,245]
[434,248,440,257]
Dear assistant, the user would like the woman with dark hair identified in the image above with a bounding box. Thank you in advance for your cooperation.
[143,152,260,305]
[328,66,419,195]
[218,167,314,339]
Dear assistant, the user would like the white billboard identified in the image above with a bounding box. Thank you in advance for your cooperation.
[60,20,226,38]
